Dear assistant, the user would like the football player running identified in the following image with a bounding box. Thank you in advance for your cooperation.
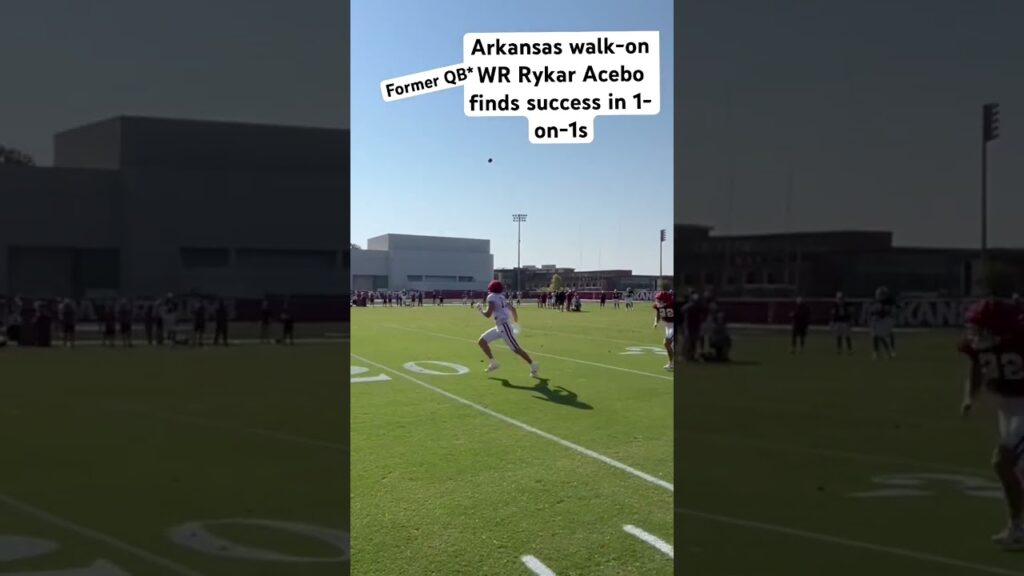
[653,290,675,370]
[961,298,1024,549]
[476,280,539,377]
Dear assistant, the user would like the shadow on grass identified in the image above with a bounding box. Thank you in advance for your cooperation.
[490,377,594,410]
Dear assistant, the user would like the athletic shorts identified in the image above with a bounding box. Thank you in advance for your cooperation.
[662,323,674,342]
[997,398,1024,456]
[871,318,894,338]
[481,321,522,353]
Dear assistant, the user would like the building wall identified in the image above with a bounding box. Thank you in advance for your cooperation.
[352,235,494,292]
[677,228,990,297]
[387,249,492,291]
[56,116,347,174]
[352,249,388,292]
[3,117,350,299]
[367,234,490,254]
[0,166,120,295]
[118,167,348,297]
[54,118,123,170]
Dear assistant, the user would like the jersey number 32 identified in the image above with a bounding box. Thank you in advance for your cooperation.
[979,352,1024,381]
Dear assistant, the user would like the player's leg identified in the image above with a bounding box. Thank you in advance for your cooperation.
[501,323,538,375]
[992,406,1024,548]
[993,446,1024,543]
[872,328,888,358]
[663,326,674,370]
[478,327,502,371]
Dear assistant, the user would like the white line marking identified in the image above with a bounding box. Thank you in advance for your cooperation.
[351,354,673,492]
[623,524,673,558]
[382,325,672,381]
[679,508,1024,575]
[521,555,556,575]
[0,492,205,576]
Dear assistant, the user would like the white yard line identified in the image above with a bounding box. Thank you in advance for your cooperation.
[351,354,674,492]
[382,325,672,382]
[521,555,557,575]
[0,492,205,576]
[679,508,1024,576]
[623,524,673,558]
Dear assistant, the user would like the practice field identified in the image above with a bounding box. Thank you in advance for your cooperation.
[0,325,348,576]
[679,327,1024,575]
[351,303,674,575]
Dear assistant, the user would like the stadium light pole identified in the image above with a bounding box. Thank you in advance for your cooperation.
[659,229,666,290]
[981,102,1000,287]
[513,213,527,293]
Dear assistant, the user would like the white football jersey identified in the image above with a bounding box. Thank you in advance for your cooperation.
[487,292,512,324]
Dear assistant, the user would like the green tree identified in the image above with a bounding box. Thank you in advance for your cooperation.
[549,274,563,292]
[0,145,35,166]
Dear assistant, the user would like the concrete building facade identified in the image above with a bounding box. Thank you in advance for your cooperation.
[675,223,1018,298]
[351,234,493,292]
[0,116,349,299]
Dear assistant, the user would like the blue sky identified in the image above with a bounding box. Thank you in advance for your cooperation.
[351,0,673,275]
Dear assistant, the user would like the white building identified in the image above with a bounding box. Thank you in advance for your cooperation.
[351,234,493,292]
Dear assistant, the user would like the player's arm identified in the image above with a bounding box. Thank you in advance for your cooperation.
[653,306,660,327]
[477,299,495,318]
[510,304,519,323]
[962,359,982,416]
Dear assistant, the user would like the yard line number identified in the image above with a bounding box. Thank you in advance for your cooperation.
[0,520,348,574]
[352,360,472,383]
[849,473,1002,499]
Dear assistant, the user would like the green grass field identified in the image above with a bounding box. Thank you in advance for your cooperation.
[679,327,1024,575]
[0,323,347,576]
[351,303,674,575]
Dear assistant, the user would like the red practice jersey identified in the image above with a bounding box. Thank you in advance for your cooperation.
[654,301,676,323]
[960,335,1024,398]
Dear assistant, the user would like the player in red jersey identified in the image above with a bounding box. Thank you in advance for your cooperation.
[960,298,1024,549]
[653,291,675,370]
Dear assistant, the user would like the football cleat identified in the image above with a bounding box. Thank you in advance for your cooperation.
[530,363,539,377]
[992,525,1024,550]
[485,361,499,373]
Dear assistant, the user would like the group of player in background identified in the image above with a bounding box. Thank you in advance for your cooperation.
[0,294,296,348]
